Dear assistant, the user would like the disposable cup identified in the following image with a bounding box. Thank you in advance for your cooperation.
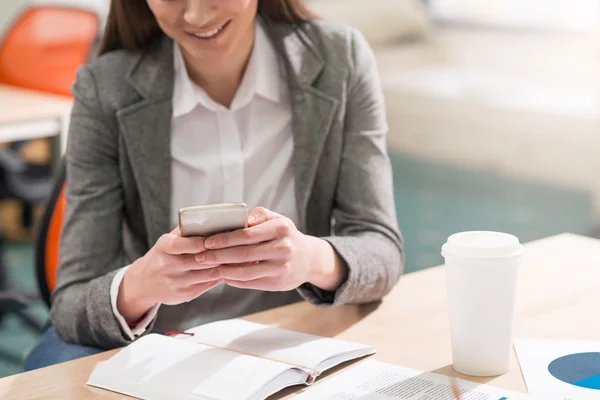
[442,231,524,376]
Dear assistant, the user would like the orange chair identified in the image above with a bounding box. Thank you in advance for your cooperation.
[35,159,66,307]
[0,5,99,96]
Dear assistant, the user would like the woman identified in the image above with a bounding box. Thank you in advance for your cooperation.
[24,0,403,370]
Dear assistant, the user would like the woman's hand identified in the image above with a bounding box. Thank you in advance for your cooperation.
[117,227,223,323]
[198,207,348,292]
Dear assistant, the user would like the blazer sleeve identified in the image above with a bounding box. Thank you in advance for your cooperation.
[297,28,404,306]
[49,66,149,348]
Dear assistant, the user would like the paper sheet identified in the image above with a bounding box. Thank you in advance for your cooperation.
[294,359,529,400]
[514,339,600,400]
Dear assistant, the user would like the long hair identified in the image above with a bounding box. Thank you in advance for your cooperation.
[98,0,314,55]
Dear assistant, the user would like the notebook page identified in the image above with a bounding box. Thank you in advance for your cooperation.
[186,319,374,373]
[87,334,302,400]
[294,359,528,400]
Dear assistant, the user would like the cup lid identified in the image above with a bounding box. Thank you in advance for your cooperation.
[441,231,524,259]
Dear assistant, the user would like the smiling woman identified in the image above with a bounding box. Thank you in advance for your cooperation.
[99,0,315,54]
[23,0,403,372]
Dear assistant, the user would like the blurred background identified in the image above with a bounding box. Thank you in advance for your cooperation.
[1,0,599,377]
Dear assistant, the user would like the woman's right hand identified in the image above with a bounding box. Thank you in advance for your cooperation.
[117,227,223,323]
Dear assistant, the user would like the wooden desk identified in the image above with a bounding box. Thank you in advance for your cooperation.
[0,84,72,152]
[1,233,599,399]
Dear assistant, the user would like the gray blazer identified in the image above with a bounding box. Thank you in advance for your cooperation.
[51,18,404,348]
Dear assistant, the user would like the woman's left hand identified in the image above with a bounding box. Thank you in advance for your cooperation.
[196,207,347,292]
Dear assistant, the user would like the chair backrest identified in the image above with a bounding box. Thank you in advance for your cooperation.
[35,159,66,307]
[0,5,99,96]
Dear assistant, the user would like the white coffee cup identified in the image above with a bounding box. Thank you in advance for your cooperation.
[442,231,524,377]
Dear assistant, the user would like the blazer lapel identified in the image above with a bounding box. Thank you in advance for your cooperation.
[117,36,174,248]
[266,22,340,231]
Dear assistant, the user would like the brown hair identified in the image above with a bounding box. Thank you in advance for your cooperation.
[98,0,314,55]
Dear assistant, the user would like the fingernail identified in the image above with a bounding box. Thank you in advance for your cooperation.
[196,253,205,262]
[248,215,256,223]
[205,238,215,248]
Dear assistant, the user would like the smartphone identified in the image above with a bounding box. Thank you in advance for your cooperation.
[178,202,248,237]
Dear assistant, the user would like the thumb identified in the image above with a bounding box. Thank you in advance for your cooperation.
[248,207,280,227]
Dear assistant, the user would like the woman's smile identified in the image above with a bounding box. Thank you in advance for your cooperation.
[185,19,232,44]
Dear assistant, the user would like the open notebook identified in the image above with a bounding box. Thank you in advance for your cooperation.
[87,319,375,400]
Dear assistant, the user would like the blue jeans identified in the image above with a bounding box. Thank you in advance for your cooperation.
[23,326,105,371]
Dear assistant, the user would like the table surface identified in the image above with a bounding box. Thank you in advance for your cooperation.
[0,84,72,126]
[1,233,599,399]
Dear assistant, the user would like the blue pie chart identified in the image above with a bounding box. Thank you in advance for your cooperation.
[548,352,600,390]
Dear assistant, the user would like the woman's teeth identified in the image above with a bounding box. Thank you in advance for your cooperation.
[193,23,226,39]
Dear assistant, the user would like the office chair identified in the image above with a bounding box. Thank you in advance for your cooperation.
[0,5,99,95]
[0,156,66,336]
[35,158,66,308]
[0,5,98,330]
